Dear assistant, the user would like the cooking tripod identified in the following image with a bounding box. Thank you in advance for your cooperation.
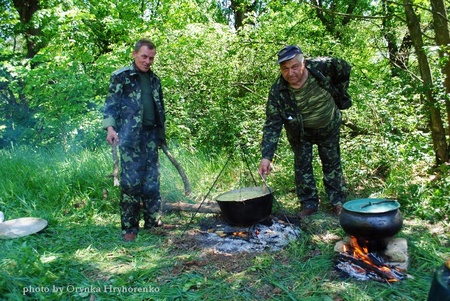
[181,143,297,237]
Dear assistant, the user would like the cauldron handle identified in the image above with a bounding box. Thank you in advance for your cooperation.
[360,199,397,209]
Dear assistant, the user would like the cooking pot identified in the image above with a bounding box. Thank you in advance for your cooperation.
[339,198,403,242]
[427,260,450,301]
[215,186,273,226]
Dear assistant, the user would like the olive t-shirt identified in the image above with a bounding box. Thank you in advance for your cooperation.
[138,71,156,126]
[290,75,336,129]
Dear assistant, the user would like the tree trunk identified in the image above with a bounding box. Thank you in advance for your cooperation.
[12,0,41,58]
[230,0,246,30]
[381,0,411,76]
[430,0,450,141]
[403,0,449,164]
[230,0,258,30]
[310,0,357,38]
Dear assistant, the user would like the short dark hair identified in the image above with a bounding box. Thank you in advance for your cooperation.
[134,39,156,52]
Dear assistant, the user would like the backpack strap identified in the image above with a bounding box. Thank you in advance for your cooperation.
[307,57,352,110]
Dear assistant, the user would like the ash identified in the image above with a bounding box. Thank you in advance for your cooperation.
[336,261,374,281]
[335,257,406,282]
[196,218,300,255]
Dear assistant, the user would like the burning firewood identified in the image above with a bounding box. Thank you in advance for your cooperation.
[336,252,406,282]
[335,236,406,282]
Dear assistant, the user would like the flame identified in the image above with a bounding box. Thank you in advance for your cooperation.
[232,231,247,236]
[349,237,370,262]
[341,236,402,283]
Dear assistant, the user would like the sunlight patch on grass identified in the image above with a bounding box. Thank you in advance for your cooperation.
[40,254,58,263]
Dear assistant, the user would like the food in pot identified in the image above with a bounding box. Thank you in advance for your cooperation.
[216,188,267,202]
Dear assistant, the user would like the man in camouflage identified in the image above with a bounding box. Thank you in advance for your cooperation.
[259,45,350,217]
[103,39,166,241]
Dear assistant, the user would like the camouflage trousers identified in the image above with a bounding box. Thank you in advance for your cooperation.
[119,128,162,234]
[290,110,346,210]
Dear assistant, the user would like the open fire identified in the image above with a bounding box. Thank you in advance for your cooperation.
[335,236,407,283]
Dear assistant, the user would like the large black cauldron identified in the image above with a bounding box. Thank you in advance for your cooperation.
[339,198,403,242]
[428,260,450,301]
[216,187,273,226]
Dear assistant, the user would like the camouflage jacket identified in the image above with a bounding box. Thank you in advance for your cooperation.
[261,57,351,160]
[102,63,166,147]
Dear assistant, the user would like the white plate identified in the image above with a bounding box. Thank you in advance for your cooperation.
[0,217,48,239]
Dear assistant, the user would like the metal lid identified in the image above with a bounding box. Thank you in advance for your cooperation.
[343,198,400,213]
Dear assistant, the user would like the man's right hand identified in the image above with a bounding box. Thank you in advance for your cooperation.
[106,126,119,145]
[259,158,272,177]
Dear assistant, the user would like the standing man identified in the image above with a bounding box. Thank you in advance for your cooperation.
[259,45,350,217]
[103,39,166,241]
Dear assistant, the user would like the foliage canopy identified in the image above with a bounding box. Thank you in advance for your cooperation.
[0,0,449,221]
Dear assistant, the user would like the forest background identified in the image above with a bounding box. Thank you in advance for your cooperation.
[0,0,449,300]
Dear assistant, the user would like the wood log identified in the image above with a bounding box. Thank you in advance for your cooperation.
[163,201,220,213]
[337,252,405,281]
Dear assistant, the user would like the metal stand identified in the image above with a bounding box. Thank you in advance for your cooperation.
[181,144,296,237]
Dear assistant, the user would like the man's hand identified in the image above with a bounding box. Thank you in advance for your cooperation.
[106,126,119,145]
[259,158,272,177]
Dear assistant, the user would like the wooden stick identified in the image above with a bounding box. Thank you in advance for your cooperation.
[109,143,192,196]
[112,141,119,187]
[161,144,192,196]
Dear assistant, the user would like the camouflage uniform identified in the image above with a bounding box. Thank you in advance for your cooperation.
[103,62,166,234]
[261,57,350,210]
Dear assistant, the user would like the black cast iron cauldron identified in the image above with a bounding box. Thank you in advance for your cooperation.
[339,198,403,242]
[215,187,273,226]
[427,259,450,301]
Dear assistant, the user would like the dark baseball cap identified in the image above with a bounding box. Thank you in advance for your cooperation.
[277,45,303,64]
